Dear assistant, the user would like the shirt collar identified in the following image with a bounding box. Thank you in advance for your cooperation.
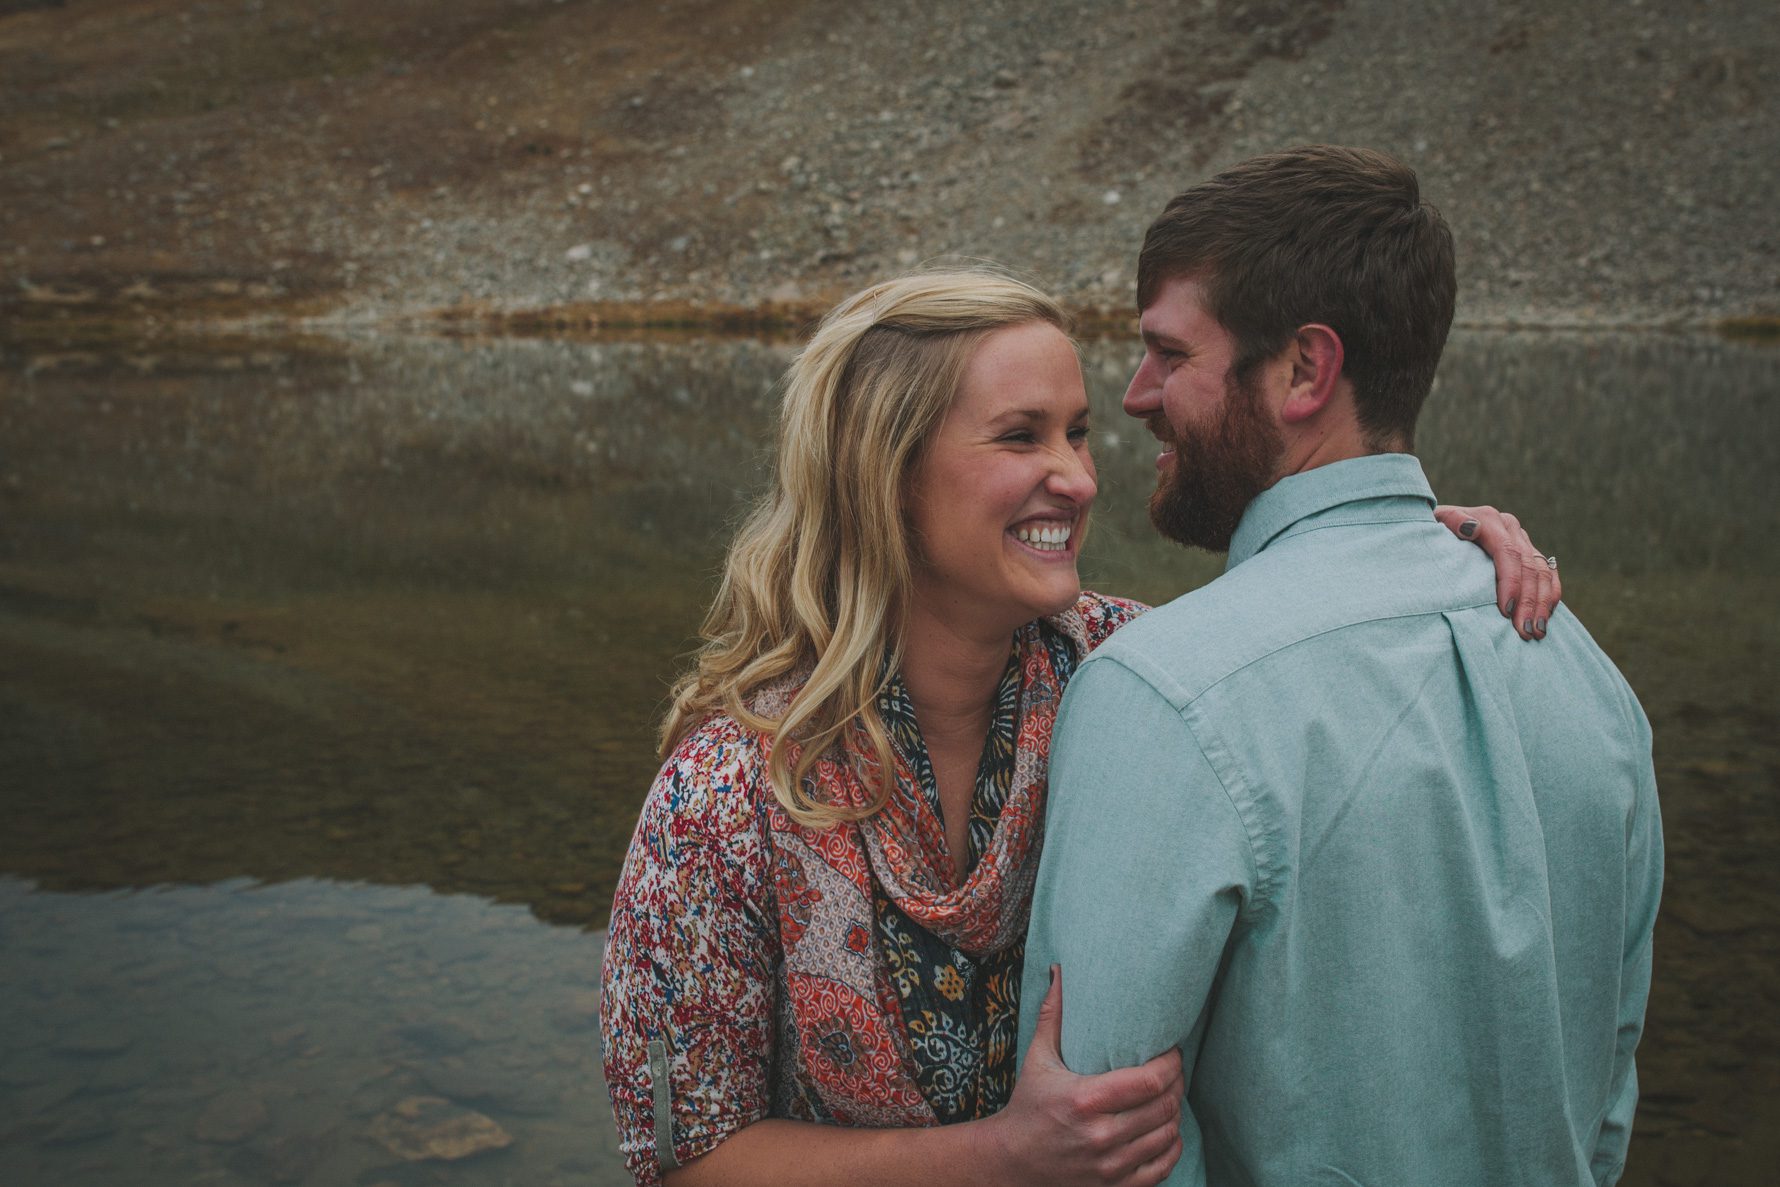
[1226,453,1437,571]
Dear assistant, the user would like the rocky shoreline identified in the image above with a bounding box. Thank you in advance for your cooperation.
[7,291,1776,355]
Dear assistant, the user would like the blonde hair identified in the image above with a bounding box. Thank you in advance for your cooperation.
[660,269,1071,827]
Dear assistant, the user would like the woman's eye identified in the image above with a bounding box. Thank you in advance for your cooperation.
[1067,425,1090,443]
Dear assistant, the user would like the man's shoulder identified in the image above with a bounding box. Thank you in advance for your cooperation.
[1081,544,1350,708]
[1083,519,1506,707]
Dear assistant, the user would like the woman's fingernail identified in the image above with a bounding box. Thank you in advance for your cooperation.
[1523,619,1535,635]
[1505,597,1516,617]
[1536,617,1547,633]
[1049,963,1059,986]
[1459,519,1479,539]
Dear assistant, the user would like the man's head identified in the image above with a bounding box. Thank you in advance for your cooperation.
[1125,145,1456,550]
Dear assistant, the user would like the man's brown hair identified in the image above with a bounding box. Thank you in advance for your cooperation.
[1136,145,1456,448]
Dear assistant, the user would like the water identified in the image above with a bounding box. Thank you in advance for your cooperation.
[1,876,604,1184]
[1,330,1775,1185]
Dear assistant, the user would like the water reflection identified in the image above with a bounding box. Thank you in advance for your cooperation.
[0,331,1776,1186]
[0,336,799,923]
[0,876,618,1184]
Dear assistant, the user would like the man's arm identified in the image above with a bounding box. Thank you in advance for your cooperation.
[1021,655,1258,1183]
[1592,711,1664,1186]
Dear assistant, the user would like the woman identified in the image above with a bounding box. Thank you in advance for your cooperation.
[601,271,1558,1187]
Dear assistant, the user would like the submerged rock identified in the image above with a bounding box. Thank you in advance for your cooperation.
[367,1095,512,1161]
[391,1018,479,1054]
[54,1028,134,1057]
[194,1092,270,1144]
[420,1063,555,1116]
[228,1130,336,1184]
[42,1107,118,1146]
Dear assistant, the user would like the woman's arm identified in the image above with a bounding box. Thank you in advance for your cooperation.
[666,968,1184,1187]
[1436,504,1564,639]
[601,721,781,1185]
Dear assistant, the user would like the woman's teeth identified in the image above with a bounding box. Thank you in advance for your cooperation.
[1014,522,1071,551]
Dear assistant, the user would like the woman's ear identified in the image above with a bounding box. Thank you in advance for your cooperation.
[1279,323,1345,425]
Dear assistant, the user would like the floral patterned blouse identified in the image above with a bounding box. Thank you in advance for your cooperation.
[600,592,1144,1185]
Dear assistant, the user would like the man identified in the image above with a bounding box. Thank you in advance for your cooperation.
[1019,146,1662,1186]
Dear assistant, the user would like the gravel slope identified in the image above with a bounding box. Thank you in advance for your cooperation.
[1,0,1773,329]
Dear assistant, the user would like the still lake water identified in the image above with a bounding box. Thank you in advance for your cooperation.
[0,330,1775,1186]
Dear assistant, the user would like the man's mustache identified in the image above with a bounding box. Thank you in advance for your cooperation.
[1146,415,1179,450]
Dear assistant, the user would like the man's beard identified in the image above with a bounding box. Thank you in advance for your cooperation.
[1147,371,1283,553]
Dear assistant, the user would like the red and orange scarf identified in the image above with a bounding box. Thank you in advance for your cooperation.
[749,596,1133,1126]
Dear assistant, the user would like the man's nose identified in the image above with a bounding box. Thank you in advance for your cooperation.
[1122,354,1160,419]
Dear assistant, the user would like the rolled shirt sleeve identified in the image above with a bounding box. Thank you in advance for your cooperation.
[1019,654,1257,1181]
[600,718,780,1186]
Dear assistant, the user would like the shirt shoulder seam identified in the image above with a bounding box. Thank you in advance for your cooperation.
[1098,595,1502,708]
[1075,652,1267,917]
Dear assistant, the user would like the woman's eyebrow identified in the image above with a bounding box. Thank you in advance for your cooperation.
[984,407,1046,426]
[982,405,1090,431]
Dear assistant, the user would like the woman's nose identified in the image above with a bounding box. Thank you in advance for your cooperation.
[1048,446,1097,503]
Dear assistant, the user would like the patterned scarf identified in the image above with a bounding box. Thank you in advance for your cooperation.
[750,605,1097,1128]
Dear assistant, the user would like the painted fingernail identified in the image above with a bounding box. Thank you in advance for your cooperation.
[1459,519,1479,539]
[1505,598,1516,617]
[1523,619,1534,635]
[1536,617,1547,633]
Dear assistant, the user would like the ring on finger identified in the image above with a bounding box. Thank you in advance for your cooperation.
[1545,555,1558,570]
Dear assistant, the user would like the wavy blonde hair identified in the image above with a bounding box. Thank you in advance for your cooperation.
[660,269,1072,827]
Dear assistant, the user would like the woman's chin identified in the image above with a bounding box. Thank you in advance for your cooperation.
[1030,575,1084,620]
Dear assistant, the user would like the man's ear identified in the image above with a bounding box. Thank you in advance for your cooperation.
[1279,324,1344,425]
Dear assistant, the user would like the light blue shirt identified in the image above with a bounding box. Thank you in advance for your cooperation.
[1021,454,1662,1187]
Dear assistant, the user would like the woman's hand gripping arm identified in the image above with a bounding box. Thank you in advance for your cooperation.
[666,968,1184,1187]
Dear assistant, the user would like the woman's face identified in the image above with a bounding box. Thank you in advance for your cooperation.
[905,320,1097,638]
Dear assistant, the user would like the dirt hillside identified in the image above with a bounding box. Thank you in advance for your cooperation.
[1,0,1774,334]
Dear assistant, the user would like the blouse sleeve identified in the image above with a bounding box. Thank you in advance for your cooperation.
[600,716,780,1186]
[1076,590,1149,651]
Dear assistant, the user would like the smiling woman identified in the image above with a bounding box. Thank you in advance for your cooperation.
[599,270,1188,1187]
[905,320,1097,649]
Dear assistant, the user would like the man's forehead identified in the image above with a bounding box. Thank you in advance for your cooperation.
[1139,275,1218,337]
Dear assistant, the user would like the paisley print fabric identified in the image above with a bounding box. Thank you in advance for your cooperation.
[600,592,1144,1185]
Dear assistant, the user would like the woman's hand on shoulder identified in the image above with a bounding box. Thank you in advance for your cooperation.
[1435,504,1563,641]
[981,966,1184,1187]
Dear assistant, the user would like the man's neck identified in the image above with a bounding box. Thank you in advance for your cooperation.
[1275,418,1407,481]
